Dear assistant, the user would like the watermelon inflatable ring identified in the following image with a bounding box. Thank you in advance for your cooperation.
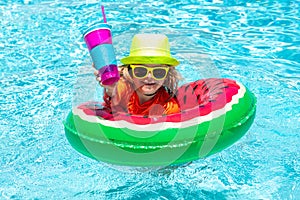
[64,78,256,166]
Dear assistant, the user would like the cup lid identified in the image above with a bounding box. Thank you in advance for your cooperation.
[83,23,112,37]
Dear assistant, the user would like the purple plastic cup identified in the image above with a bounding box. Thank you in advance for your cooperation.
[83,24,113,50]
[83,23,119,85]
[99,64,120,85]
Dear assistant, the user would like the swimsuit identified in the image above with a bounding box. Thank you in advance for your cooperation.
[103,78,179,116]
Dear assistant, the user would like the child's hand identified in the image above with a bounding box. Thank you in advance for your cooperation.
[94,70,117,97]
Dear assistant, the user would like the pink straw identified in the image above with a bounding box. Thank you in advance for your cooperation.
[101,5,107,23]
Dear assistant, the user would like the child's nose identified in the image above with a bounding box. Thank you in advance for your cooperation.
[146,71,154,79]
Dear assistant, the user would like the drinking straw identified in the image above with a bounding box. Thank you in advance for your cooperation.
[101,5,107,23]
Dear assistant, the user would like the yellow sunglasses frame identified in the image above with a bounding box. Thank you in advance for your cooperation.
[130,65,170,80]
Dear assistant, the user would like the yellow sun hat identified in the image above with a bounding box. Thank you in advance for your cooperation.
[120,34,180,66]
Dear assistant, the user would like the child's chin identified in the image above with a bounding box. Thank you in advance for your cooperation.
[137,84,158,94]
[142,90,155,95]
[142,85,156,90]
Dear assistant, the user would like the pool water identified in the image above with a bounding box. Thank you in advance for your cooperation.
[1,0,299,199]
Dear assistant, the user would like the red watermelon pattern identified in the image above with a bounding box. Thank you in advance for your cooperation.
[77,78,240,125]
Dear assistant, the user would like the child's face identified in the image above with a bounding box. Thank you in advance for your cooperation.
[130,64,169,96]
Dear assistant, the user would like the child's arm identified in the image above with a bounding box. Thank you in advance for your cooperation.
[93,67,130,113]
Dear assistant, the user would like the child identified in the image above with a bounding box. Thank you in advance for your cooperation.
[94,34,183,116]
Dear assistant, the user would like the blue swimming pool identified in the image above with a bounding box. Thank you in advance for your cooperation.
[1,0,299,199]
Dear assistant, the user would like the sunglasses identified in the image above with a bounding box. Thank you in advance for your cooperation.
[129,65,170,80]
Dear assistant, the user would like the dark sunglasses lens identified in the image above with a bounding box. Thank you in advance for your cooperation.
[134,67,148,78]
[153,69,167,79]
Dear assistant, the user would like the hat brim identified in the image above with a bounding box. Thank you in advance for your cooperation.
[121,56,180,66]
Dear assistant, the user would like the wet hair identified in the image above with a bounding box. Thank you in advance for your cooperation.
[119,64,183,96]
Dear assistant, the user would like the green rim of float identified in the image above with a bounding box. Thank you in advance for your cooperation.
[64,78,256,166]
